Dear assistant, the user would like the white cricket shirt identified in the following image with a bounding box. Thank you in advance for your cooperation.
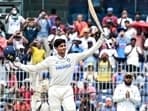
[19,36,104,86]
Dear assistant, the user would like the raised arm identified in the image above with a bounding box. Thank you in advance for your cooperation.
[14,57,50,72]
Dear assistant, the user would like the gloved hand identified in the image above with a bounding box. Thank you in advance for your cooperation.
[13,61,22,69]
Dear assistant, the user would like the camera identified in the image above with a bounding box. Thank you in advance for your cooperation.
[28,17,35,21]
[14,35,21,38]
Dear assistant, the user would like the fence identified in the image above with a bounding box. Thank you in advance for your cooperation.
[0,60,148,111]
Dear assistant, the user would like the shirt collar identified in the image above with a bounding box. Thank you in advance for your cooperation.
[56,52,68,59]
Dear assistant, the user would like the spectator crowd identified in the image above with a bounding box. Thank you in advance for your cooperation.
[0,6,148,111]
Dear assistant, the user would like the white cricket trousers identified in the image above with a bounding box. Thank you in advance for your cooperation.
[31,94,50,111]
[48,85,76,111]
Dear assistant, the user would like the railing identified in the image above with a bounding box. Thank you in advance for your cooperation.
[0,61,147,111]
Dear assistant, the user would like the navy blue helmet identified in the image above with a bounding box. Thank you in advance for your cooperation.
[3,45,16,62]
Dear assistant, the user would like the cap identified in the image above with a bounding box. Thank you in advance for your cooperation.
[107,7,113,12]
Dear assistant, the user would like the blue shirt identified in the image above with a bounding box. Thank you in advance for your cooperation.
[116,37,129,58]
[37,19,49,37]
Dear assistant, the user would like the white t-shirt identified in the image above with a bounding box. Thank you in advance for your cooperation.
[80,36,96,51]
[118,17,133,29]
[6,15,25,34]
[124,45,142,67]
[124,28,137,40]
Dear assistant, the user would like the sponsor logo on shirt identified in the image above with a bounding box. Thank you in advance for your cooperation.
[56,63,71,70]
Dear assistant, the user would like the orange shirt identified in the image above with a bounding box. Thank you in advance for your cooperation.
[74,21,88,37]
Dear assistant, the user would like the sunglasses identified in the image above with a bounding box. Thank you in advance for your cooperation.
[125,75,132,79]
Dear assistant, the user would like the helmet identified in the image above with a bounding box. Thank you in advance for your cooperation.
[3,45,16,62]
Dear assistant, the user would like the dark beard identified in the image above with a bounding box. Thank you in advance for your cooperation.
[124,81,132,86]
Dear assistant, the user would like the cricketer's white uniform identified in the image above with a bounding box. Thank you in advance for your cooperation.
[113,83,141,111]
[17,36,104,111]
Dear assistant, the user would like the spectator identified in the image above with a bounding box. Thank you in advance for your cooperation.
[97,52,112,89]
[124,38,142,73]
[36,9,50,56]
[0,36,7,58]
[67,25,78,43]
[117,9,133,29]
[100,97,116,111]
[7,31,28,65]
[99,42,118,72]
[113,73,141,111]
[54,16,65,33]
[0,36,7,82]
[83,63,97,83]
[27,40,46,65]
[112,66,125,88]
[5,6,25,39]
[13,100,30,111]
[7,31,28,51]
[102,7,118,27]
[47,26,57,55]
[19,79,33,105]
[133,12,145,23]
[71,81,80,110]
[48,8,58,28]
[79,81,96,111]
[90,25,99,40]
[124,20,137,40]
[80,28,96,51]
[135,28,145,50]
[74,14,88,37]
[116,28,130,68]
[23,17,40,45]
